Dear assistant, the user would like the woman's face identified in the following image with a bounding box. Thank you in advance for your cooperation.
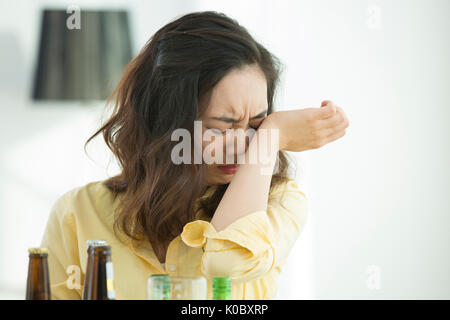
[199,64,268,185]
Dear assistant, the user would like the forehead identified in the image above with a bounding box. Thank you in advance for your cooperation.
[202,64,268,118]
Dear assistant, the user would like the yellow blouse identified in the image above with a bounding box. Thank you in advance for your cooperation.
[40,178,308,300]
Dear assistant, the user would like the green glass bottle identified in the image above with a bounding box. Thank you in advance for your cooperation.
[147,274,171,300]
[212,276,231,300]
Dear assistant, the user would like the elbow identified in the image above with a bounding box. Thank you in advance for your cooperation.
[201,246,274,283]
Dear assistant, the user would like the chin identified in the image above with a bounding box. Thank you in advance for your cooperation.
[205,164,237,185]
[208,176,231,185]
[205,170,233,185]
[219,175,233,183]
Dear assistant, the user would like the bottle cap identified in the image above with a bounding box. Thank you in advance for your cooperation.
[28,247,49,255]
[86,240,108,248]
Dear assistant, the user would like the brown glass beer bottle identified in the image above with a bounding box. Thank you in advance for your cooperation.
[26,248,51,300]
[82,241,116,300]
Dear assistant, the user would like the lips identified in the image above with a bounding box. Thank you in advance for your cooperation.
[217,164,239,175]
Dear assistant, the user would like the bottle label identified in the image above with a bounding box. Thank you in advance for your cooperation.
[105,261,116,299]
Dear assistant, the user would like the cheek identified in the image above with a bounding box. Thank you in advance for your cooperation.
[201,127,224,161]
[201,139,210,152]
[201,135,247,165]
[202,138,226,162]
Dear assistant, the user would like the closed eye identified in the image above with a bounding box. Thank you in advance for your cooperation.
[207,126,260,135]
[210,109,268,123]
[207,127,227,135]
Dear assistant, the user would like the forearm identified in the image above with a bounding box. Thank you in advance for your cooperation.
[210,123,279,232]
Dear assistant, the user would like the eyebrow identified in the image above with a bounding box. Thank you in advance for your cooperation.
[210,109,268,123]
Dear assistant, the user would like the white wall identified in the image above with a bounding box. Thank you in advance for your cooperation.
[1,0,449,299]
[0,0,192,299]
[265,0,450,299]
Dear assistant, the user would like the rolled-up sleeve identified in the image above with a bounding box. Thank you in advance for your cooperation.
[181,179,308,283]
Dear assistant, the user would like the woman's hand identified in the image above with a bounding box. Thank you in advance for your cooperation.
[261,100,349,152]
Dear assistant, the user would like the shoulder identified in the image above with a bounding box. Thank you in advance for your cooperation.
[267,178,309,222]
[49,180,116,223]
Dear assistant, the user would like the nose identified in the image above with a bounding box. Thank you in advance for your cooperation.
[222,124,254,164]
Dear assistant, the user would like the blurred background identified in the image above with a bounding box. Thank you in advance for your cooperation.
[0,0,449,299]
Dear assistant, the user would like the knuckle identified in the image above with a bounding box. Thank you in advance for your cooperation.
[336,106,345,117]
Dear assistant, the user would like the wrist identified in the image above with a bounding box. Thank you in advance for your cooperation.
[259,114,283,151]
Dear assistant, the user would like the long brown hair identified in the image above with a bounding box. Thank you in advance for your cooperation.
[85,11,295,253]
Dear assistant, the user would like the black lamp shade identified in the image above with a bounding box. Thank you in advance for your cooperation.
[32,9,133,100]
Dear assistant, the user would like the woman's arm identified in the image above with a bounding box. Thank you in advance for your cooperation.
[210,118,279,232]
[181,100,348,282]
[210,100,349,232]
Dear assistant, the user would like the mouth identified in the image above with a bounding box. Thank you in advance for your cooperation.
[217,164,239,175]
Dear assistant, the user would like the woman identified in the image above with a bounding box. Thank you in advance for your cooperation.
[41,11,349,299]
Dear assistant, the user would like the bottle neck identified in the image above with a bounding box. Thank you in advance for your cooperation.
[212,277,231,300]
[213,289,231,300]
[83,248,115,300]
[26,254,51,300]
